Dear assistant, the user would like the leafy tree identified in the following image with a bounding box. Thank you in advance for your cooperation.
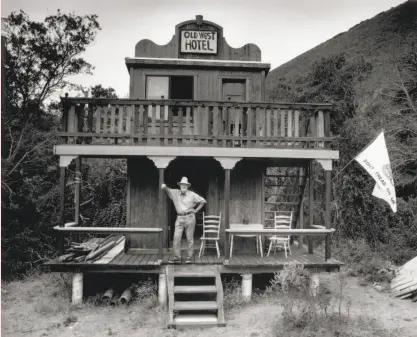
[1,10,101,278]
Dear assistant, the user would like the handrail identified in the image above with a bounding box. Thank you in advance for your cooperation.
[225,228,335,235]
[53,226,163,233]
[61,97,334,110]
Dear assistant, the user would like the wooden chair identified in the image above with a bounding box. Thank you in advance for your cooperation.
[267,211,293,258]
[199,212,221,258]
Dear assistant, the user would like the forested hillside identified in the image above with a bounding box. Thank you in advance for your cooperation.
[266,1,417,265]
[266,0,417,105]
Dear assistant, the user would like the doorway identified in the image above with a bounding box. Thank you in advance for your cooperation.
[165,158,210,248]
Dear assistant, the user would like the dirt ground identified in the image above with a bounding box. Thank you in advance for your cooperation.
[1,269,416,337]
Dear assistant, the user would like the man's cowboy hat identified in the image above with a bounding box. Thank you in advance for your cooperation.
[177,177,191,186]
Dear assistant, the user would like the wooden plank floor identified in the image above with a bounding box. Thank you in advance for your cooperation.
[43,245,342,272]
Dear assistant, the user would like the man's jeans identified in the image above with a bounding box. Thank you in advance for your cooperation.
[173,214,196,259]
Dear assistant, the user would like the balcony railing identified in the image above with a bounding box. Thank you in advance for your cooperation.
[59,98,334,149]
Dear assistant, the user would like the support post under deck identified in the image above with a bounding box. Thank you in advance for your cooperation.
[308,160,314,254]
[325,170,332,260]
[59,167,66,255]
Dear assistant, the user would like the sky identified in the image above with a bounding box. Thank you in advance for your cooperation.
[1,0,406,98]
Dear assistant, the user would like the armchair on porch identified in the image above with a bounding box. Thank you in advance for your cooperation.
[267,211,293,258]
[198,212,221,258]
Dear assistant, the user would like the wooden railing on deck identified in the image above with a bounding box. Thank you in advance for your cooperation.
[55,222,164,261]
[59,98,334,149]
[225,228,335,261]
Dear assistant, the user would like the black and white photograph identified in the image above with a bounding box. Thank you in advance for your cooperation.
[1,0,416,336]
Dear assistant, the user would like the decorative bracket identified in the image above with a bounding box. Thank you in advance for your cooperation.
[316,159,332,171]
[214,157,242,170]
[59,155,77,168]
[148,156,176,169]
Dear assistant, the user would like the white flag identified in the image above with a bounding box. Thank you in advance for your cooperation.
[354,132,397,212]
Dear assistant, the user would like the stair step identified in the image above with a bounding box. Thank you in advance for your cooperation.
[174,285,217,293]
[174,313,219,326]
[172,265,218,277]
[174,272,216,277]
[174,301,218,310]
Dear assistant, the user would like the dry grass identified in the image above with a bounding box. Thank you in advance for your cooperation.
[2,269,416,337]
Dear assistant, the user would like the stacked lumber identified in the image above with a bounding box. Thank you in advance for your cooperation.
[390,256,417,302]
[58,235,125,263]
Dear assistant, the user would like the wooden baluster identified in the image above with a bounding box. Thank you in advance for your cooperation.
[168,106,174,146]
[204,106,210,145]
[273,108,279,147]
[185,106,191,144]
[211,106,218,146]
[161,104,167,146]
[280,109,286,147]
[266,108,271,147]
[67,105,76,144]
[155,104,161,145]
[287,110,293,147]
[138,104,144,145]
[317,110,324,148]
[310,111,316,148]
[87,103,94,142]
[237,107,243,144]
[194,106,200,138]
[103,105,108,138]
[222,106,228,147]
[110,105,116,134]
[131,104,137,145]
[149,104,156,145]
[247,106,253,147]
[125,105,132,144]
[94,105,101,144]
[178,107,183,145]
[324,110,331,148]
[294,110,300,148]
[255,107,260,147]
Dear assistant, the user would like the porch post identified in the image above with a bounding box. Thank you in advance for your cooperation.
[59,167,66,255]
[74,157,81,225]
[158,168,165,261]
[317,159,333,261]
[325,170,332,260]
[59,155,77,255]
[148,156,176,262]
[214,157,242,262]
[308,160,314,254]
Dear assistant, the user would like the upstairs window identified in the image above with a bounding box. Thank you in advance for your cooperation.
[146,76,194,119]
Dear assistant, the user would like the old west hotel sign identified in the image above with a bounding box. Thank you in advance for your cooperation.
[180,30,218,54]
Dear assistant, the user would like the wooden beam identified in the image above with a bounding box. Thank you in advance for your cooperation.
[55,145,339,160]
[158,168,165,261]
[74,157,81,224]
[325,170,332,260]
[54,227,163,233]
[225,229,335,235]
[59,167,66,255]
[308,160,314,254]
[224,169,231,260]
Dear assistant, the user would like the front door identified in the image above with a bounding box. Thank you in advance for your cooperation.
[165,158,209,247]
[222,79,246,135]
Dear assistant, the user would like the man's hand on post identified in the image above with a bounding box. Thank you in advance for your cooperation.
[161,183,167,190]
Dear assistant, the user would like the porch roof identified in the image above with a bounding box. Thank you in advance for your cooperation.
[125,57,271,73]
[54,145,339,160]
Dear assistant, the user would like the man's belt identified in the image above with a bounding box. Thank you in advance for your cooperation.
[178,211,194,216]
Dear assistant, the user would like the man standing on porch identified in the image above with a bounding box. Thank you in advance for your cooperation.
[161,177,207,264]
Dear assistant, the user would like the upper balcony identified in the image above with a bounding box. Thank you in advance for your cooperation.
[58,98,334,149]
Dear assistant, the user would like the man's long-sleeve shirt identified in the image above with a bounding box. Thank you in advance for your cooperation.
[164,188,206,214]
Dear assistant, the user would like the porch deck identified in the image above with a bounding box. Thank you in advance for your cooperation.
[43,245,342,274]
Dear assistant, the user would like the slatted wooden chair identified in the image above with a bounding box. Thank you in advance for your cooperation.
[267,211,293,258]
[199,212,221,258]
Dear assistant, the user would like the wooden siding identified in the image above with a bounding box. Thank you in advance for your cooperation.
[134,18,261,61]
[130,68,263,101]
[127,157,160,249]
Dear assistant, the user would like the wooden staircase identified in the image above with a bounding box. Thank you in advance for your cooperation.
[264,167,308,232]
[166,265,225,328]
